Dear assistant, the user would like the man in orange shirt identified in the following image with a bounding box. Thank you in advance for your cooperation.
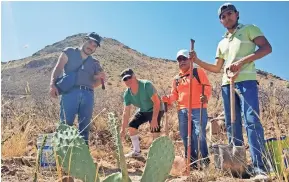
[162,49,211,169]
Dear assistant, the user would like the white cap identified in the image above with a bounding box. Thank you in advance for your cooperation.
[176,49,189,59]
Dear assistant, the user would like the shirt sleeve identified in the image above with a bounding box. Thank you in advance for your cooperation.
[123,90,131,106]
[145,81,156,98]
[62,47,74,59]
[168,79,178,103]
[215,42,224,59]
[247,24,264,41]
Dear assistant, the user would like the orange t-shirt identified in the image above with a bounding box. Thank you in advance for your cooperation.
[167,68,211,110]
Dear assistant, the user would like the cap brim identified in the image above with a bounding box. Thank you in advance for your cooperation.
[176,54,188,60]
[219,8,236,17]
[88,37,100,46]
[121,74,132,81]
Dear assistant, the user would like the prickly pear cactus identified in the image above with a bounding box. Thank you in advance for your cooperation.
[53,124,100,182]
[141,136,175,182]
[103,112,131,182]
[103,172,132,182]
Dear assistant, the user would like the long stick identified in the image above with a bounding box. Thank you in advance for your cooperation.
[198,84,205,170]
[164,102,169,136]
[187,39,195,175]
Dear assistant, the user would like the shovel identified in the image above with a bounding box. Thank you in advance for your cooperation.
[213,69,247,177]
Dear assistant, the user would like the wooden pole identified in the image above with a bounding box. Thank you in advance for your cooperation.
[186,39,195,175]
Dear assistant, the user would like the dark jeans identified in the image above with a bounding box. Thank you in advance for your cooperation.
[178,108,209,164]
[221,80,266,173]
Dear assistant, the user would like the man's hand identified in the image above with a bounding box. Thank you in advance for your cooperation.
[189,50,199,62]
[94,72,106,81]
[200,95,208,103]
[161,95,170,103]
[226,65,240,80]
[228,59,245,73]
[49,84,59,98]
[150,119,159,132]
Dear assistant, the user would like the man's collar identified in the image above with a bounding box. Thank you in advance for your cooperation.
[223,23,244,38]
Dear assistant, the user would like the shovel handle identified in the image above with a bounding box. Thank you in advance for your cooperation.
[190,39,195,51]
[230,79,235,123]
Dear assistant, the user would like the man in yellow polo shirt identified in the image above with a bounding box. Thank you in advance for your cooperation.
[190,3,272,180]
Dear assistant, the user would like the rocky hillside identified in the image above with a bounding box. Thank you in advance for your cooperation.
[1,32,289,182]
[2,32,289,117]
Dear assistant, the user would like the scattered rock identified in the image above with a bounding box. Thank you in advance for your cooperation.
[28,140,34,146]
[127,160,144,169]
[57,176,74,182]
[7,169,17,176]
[170,156,186,177]
[1,165,9,173]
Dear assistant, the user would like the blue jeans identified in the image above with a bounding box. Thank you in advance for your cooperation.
[178,108,208,164]
[221,80,266,173]
[60,88,94,144]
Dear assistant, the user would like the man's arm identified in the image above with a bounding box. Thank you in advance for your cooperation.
[229,25,272,72]
[121,105,131,131]
[237,36,272,65]
[193,57,225,73]
[229,36,272,73]
[93,59,105,88]
[50,52,68,86]
[93,71,106,88]
[162,79,178,105]
[151,93,161,122]
[49,52,68,98]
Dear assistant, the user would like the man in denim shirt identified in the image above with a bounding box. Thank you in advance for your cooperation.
[49,32,105,145]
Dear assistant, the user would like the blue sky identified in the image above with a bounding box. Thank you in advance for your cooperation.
[1,1,289,80]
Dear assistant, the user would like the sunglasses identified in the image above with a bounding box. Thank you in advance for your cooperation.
[123,76,132,81]
[177,56,188,62]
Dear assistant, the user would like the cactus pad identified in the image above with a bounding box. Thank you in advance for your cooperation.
[107,112,131,182]
[102,172,132,182]
[141,136,175,182]
[53,124,100,182]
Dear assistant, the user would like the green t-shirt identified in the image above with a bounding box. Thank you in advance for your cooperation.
[123,79,163,112]
[216,24,264,85]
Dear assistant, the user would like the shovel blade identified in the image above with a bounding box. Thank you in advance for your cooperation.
[214,144,247,177]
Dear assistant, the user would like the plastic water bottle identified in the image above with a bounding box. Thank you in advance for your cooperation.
[36,133,56,169]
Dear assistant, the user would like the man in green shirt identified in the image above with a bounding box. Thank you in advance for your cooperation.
[120,68,164,158]
[190,3,272,180]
